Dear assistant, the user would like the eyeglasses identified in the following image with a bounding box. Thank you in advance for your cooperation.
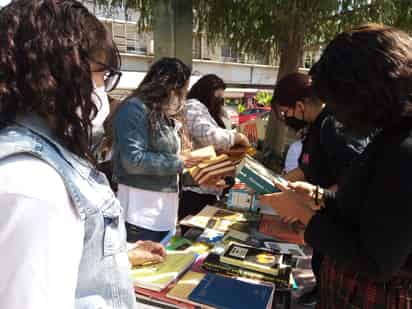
[104,69,122,92]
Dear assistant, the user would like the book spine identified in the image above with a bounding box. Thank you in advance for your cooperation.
[202,262,290,287]
[237,166,276,194]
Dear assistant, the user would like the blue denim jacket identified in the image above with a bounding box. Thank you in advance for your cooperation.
[113,97,183,192]
[0,115,136,309]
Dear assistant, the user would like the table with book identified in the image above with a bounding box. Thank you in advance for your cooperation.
[132,148,306,309]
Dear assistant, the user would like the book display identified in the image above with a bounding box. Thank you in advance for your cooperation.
[134,151,305,309]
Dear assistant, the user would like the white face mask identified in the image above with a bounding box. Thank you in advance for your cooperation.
[90,84,110,132]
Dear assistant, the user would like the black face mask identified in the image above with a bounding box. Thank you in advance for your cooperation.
[284,116,308,131]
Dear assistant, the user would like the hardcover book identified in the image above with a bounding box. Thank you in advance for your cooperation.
[220,243,284,276]
[188,273,274,309]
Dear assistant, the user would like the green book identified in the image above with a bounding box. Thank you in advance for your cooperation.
[131,251,196,291]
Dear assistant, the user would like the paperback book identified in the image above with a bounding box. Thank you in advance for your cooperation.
[220,243,284,276]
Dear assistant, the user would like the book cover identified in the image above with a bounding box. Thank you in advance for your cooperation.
[189,145,216,159]
[236,155,288,194]
[258,214,304,245]
[202,253,292,287]
[166,236,193,251]
[220,243,283,276]
[198,166,236,185]
[166,271,206,305]
[188,273,274,309]
[193,159,233,182]
[135,286,196,309]
[131,251,196,291]
[182,206,245,232]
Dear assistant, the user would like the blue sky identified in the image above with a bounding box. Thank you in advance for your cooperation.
[0,0,10,6]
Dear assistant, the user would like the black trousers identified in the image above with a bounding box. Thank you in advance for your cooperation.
[312,249,323,288]
[178,190,217,234]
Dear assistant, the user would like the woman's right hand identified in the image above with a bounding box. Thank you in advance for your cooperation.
[287,181,324,211]
[234,132,250,147]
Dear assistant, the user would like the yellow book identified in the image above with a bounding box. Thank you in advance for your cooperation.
[167,271,205,304]
[189,146,216,159]
[131,251,196,291]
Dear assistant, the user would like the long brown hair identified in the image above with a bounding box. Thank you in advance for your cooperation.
[187,74,227,128]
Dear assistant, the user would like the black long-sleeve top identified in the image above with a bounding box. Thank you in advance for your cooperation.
[305,118,412,281]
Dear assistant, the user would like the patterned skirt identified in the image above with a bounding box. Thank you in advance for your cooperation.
[318,256,412,309]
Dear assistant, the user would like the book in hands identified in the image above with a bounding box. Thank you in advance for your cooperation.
[131,251,196,291]
[258,214,305,245]
[189,145,216,159]
[236,155,288,194]
[220,242,285,276]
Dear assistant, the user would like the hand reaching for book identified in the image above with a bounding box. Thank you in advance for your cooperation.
[287,181,324,211]
[128,241,166,266]
[260,179,315,226]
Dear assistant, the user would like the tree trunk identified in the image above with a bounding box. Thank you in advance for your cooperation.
[262,17,305,172]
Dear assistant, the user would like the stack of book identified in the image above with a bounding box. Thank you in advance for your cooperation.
[202,242,294,289]
[183,145,253,186]
[189,154,236,185]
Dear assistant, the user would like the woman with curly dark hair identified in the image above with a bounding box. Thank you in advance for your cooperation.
[0,1,166,308]
[113,57,202,243]
[261,24,412,308]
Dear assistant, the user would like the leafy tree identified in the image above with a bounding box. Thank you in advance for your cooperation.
[192,0,412,169]
[95,0,412,168]
[255,91,272,107]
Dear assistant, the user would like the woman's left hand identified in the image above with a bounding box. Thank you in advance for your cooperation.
[260,180,316,226]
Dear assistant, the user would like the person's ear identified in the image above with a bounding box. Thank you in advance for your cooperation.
[295,100,305,114]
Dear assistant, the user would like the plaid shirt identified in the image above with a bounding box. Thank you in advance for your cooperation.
[184,99,236,151]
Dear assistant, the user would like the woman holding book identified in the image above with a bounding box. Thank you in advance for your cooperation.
[261,24,412,308]
[113,58,203,243]
[0,1,166,308]
[271,71,369,306]
[179,74,250,222]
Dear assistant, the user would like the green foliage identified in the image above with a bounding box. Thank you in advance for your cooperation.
[255,91,272,107]
[96,0,412,64]
[193,0,412,62]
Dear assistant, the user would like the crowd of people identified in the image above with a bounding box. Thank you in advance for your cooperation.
[1,1,412,309]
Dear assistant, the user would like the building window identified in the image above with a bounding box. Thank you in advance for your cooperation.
[221,45,237,62]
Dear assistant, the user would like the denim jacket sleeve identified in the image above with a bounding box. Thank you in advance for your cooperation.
[114,99,184,176]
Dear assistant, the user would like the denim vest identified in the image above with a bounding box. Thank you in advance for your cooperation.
[112,98,183,193]
[0,115,136,309]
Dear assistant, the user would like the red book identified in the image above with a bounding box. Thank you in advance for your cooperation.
[258,214,304,245]
[135,286,196,309]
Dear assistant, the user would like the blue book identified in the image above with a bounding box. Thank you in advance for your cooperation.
[188,273,274,309]
[236,155,287,194]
